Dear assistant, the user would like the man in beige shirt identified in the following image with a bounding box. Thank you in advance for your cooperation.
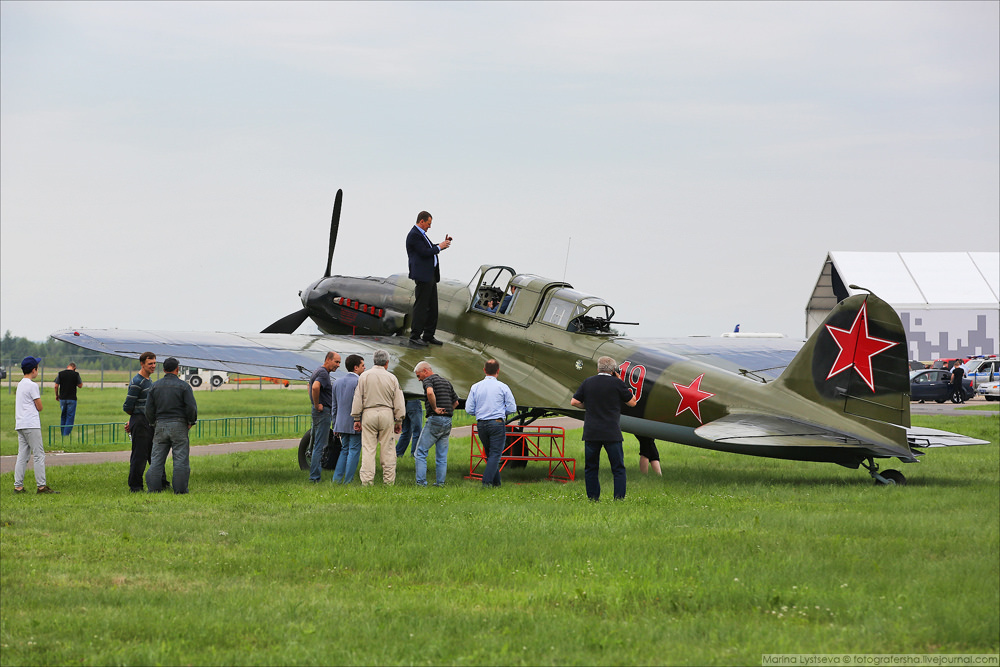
[351,349,406,485]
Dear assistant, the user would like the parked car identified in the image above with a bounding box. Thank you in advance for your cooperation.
[0,365,6,380]
[977,380,999,401]
[961,356,999,388]
[909,369,975,403]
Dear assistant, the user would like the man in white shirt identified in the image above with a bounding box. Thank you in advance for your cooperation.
[14,356,57,494]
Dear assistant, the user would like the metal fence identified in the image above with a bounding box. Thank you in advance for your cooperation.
[48,415,312,447]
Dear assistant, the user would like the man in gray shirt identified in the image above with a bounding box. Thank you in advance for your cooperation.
[145,357,198,494]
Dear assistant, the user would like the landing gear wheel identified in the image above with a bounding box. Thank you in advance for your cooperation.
[297,431,312,470]
[878,469,906,486]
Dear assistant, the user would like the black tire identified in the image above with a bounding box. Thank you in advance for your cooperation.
[934,399,945,404]
[297,431,312,470]
[190,376,202,388]
[210,375,223,388]
[879,469,906,486]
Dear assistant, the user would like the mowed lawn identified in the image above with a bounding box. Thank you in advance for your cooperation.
[1,410,997,665]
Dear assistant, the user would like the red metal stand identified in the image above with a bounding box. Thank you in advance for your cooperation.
[467,424,575,482]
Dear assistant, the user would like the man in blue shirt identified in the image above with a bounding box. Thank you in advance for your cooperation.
[571,356,638,501]
[331,353,365,484]
[464,359,517,488]
[309,351,341,483]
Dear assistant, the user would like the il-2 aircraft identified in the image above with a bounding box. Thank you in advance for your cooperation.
[54,190,987,485]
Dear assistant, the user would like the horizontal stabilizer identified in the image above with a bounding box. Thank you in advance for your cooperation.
[906,426,991,449]
[696,413,914,461]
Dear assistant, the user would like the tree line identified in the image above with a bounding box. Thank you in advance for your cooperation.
[1,330,137,372]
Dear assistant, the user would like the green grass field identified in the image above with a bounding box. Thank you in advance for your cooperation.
[1,407,997,666]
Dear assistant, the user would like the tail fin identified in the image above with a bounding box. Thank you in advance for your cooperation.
[779,291,910,429]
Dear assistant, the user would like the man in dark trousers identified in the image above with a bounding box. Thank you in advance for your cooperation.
[123,352,168,492]
[54,362,83,436]
[145,357,198,494]
[570,356,638,501]
[950,361,967,404]
[406,210,452,346]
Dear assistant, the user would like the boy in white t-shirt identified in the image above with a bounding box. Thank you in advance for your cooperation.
[14,356,57,494]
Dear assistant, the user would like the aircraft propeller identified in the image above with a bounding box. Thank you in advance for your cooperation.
[261,189,343,334]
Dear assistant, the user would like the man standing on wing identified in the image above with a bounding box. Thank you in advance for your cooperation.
[308,351,341,483]
[331,354,365,484]
[54,362,83,437]
[352,349,405,486]
[124,352,168,493]
[464,359,516,488]
[405,210,452,346]
[570,356,638,501]
[413,361,460,487]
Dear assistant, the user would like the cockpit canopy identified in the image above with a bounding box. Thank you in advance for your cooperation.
[467,265,619,334]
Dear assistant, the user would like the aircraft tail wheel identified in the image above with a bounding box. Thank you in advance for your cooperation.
[877,469,906,486]
[298,431,313,470]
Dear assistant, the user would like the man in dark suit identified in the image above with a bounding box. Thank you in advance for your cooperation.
[406,210,452,346]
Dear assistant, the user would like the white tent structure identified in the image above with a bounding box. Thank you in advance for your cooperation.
[806,252,1000,362]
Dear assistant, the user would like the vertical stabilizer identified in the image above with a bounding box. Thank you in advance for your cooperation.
[780,292,910,428]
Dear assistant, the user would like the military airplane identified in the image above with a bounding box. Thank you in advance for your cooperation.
[53,190,988,485]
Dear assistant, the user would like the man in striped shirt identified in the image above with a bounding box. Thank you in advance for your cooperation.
[413,361,460,487]
[123,352,168,493]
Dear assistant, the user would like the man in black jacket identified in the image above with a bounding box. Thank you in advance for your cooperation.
[406,210,452,346]
[145,357,198,494]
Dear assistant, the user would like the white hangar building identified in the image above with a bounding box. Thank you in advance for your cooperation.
[805,252,1000,362]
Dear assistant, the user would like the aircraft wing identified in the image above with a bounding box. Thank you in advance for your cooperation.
[906,426,991,448]
[695,413,917,460]
[50,328,492,400]
[639,337,804,382]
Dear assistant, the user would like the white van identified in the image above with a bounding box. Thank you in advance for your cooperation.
[181,367,229,388]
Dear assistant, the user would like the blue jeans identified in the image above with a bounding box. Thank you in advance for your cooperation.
[310,406,332,482]
[147,421,190,494]
[59,399,77,436]
[396,400,424,456]
[332,432,362,484]
[414,415,452,486]
[478,419,506,488]
[584,440,626,501]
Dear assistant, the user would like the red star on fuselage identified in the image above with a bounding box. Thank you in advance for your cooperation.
[824,300,899,392]
[673,374,714,424]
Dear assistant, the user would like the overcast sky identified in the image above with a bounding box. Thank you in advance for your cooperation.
[2,1,997,346]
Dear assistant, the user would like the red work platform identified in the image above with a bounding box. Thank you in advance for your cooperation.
[467,424,576,482]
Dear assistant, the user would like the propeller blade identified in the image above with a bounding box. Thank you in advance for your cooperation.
[324,189,343,277]
[261,309,310,334]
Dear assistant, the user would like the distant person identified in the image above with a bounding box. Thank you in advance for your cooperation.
[637,436,662,476]
[145,357,198,494]
[570,356,638,501]
[14,356,56,494]
[352,349,405,486]
[331,354,365,484]
[308,352,341,483]
[950,361,966,404]
[413,361,460,487]
[465,359,517,488]
[54,362,83,437]
[406,210,452,346]
[124,352,168,493]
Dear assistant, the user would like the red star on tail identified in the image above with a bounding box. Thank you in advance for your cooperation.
[824,300,899,392]
[673,374,714,424]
